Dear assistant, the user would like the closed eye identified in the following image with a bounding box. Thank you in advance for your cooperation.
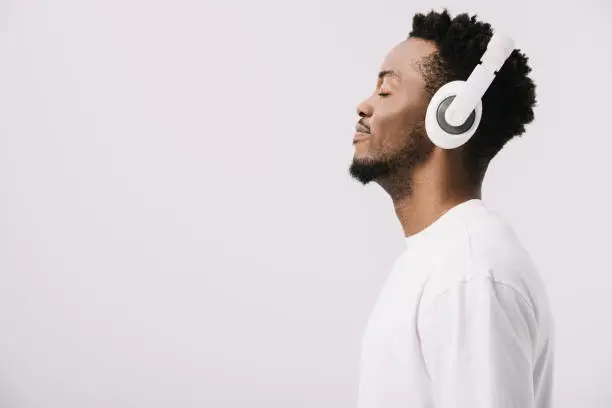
[378,92,390,97]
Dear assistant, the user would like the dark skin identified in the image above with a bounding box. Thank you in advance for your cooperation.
[349,38,483,238]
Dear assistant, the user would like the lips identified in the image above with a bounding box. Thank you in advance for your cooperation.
[353,132,370,143]
[355,124,370,134]
[354,121,371,143]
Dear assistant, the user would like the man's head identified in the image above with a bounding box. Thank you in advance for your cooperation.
[348,9,536,196]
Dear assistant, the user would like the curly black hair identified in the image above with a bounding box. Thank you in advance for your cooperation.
[408,9,536,185]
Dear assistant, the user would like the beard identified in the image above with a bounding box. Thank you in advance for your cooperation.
[348,121,434,192]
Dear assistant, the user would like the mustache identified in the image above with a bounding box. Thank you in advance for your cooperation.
[356,120,371,133]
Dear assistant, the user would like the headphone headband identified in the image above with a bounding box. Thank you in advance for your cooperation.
[444,32,515,127]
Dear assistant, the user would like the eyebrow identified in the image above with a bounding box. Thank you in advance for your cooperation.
[378,70,402,82]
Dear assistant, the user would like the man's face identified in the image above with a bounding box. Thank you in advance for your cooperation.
[349,38,438,186]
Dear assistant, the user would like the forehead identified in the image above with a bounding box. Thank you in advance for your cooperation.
[380,38,438,81]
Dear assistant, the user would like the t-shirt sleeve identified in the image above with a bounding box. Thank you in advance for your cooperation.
[417,276,538,408]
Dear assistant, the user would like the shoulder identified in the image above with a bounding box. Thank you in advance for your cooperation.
[418,205,541,320]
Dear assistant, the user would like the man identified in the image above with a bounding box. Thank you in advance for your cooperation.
[349,9,555,408]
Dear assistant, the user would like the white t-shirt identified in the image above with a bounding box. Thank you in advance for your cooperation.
[357,198,555,408]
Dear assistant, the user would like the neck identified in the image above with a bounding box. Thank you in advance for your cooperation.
[393,188,480,237]
[380,149,482,238]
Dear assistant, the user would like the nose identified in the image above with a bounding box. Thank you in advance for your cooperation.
[356,97,373,119]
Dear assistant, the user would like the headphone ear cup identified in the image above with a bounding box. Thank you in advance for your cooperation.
[425,81,482,149]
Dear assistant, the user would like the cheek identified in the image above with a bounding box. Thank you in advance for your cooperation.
[372,103,422,144]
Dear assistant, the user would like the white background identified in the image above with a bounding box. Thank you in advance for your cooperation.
[1,0,611,407]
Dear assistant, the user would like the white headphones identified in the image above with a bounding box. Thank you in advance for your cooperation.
[424,32,515,149]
